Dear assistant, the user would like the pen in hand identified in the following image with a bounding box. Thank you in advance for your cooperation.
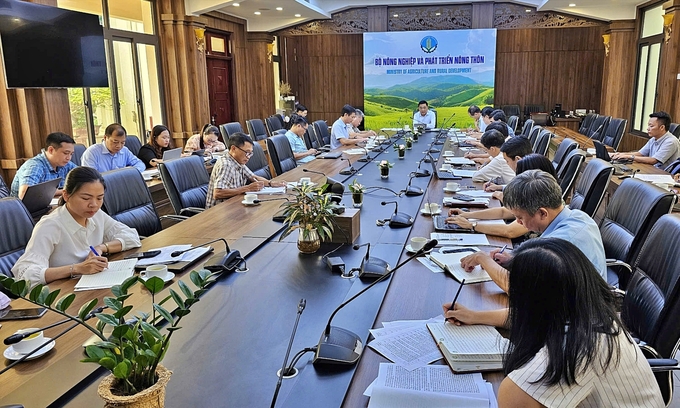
[89,246,100,257]
[446,279,466,322]
[493,244,508,263]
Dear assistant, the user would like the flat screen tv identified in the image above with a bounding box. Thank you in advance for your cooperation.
[0,0,108,88]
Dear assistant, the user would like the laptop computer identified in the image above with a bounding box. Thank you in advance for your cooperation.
[593,140,631,174]
[451,131,477,148]
[22,178,61,216]
[319,151,342,159]
[432,215,474,232]
[162,147,183,161]
[427,153,462,180]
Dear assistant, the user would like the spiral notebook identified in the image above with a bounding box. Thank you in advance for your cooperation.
[74,259,137,291]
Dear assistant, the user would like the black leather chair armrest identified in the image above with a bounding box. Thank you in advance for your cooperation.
[606,259,632,273]
[179,207,205,217]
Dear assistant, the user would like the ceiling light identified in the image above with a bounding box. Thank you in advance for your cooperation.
[569,3,576,6]
[254,11,261,15]
[393,14,399,17]
[435,12,441,16]
[525,9,531,12]
[294,14,301,17]
[276,7,283,11]
[233,2,239,6]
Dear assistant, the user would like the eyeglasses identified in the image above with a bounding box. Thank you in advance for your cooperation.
[235,145,254,157]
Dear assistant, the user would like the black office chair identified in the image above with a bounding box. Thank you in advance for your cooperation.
[220,122,244,138]
[553,137,578,173]
[523,104,544,122]
[557,150,585,201]
[501,104,521,119]
[246,119,268,141]
[101,168,184,237]
[669,123,680,138]
[158,155,210,216]
[125,135,142,156]
[568,158,614,217]
[506,115,519,133]
[586,115,610,141]
[621,214,680,405]
[600,178,675,289]
[265,115,284,137]
[601,118,627,151]
[266,135,297,176]
[71,143,86,166]
[533,129,551,156]
[527,125,542,148]
[271,129,287,137]
[274,114,285,128]
[0,198,34,277]
[313,120,331,147]
[519,119,534,138]
[578,113,597,135]
[304,127,320,150]
[246,142,272,180]
[0,173,8,198]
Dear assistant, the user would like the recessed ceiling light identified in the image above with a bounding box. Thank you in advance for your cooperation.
[276,7,283,11]
[435,12,441,16]
[294,14,301,17]
[254,11,261,15]
[525,9,531,12]
[393,14,399,17]
[569,3,576,6]
[233,2,239,6]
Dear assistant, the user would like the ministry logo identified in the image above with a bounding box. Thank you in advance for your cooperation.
[420,36,438,53]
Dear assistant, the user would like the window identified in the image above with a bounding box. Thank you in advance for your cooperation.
[631,4,664,133]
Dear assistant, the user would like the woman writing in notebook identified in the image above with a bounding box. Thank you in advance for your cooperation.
[137,124,173,168]
[444,238,663,407]
[184,124,226,154]
[12,167,141,286]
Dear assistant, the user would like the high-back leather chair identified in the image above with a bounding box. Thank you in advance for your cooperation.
[246,142,272,180]
[0,198,34,276]
[557,150,585,201]
[158,155,209,216]
[519,119,534,138]
[125,135,142,156]
[304,128,320,150]
[600,178,675,289]
[533,129,551,156]
[246,119,268,141]
[507,115,519,133]
[265,116,284,136]
[0,174,9,198]
[601,118,627,150]
[553,138,578,173]
[266,135,297,176]
[101,167,163,237]
[586,115,610,141]
[527,125,542,148]
[668,123,680,138]
[501,105,521,119]
[523,104,544,122]
[568,158,614,217]
[313,120,331,147]
[621,214,680,405]
[578,113,597,135]
[221,122,244,138]
[71,143,86,166]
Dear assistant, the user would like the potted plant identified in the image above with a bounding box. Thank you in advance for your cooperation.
[394,144,406,159]
[377,160,394,179]
[348,179,366,208]
[412,128,420,141]
[0,270,217,408]
[405,137,413,150]
[279,183,337,253]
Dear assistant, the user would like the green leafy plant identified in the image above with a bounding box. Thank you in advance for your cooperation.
[348,179,366,194]
[0,270,217,396]
[279,183,337,241]
[377,160,394,169]
[393,144,406,152]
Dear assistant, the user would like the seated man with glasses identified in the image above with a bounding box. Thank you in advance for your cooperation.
[81,123,146,173]
[206,132,286,209]
[285,115,317,164]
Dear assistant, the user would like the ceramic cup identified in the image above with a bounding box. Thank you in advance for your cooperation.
[445,150,453,156]
[424,203,440,213]
[142,264,168,279]
[299,177,311,186]
[410,237,428,251]
[441,163,452,171]
[403,125,410,131]
[12,329,44,354]
[446,182,460,191]
[244,193,257,204]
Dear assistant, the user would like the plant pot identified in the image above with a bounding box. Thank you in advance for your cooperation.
[297,229,321,253]
[413,132,419,141]
[98,365,172,408]
[398,150,405,159]
[406,141,412,149]
[352,192,363,208]
[380,167,390,179]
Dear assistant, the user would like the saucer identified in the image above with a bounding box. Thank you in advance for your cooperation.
[4,338,55,361]
[241,200,260,206]
[140,271,175,283]
[420,208,442,216]
[442,152,455,157]
[443,187,460,193]
[405,245,432,254]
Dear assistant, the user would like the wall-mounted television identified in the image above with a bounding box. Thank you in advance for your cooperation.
[0,0,108,88]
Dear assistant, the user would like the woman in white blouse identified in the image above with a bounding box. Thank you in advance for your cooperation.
[12,167,141,286]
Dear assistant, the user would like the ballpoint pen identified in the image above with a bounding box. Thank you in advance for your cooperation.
[493,244,508,262]
[89,246,100,256]
[446,279,466,322]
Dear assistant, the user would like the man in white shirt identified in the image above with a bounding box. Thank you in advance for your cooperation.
[467,105,482,132]
[612,111,680,168]
[413,100,436,129]
[472,129,516,184]
[330,104,367,149]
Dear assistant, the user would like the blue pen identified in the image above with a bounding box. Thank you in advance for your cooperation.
[89,246,100,256]
[493,244,508,263]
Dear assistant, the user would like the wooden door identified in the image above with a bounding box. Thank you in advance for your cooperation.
[207,58,233,126]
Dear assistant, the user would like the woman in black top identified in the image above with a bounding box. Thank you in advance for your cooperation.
[137,125,172,168]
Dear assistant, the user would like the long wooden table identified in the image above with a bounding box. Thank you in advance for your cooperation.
[0,131,510,407]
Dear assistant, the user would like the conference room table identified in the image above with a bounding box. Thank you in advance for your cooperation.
[0,129,510,407]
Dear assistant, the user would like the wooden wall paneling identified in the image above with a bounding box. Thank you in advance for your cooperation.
[600,21,636,120]
[657,1,680,121]
[159,15,183,143]
[367,7,388,32]
[245,33,276,124]
[472,3,494,29]
[14,90,33,158]
[174,23,193,133]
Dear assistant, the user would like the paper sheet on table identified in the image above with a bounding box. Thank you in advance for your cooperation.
[586,148,596,155]
[371,316,444,337]
[344,148,368,155]
[367,325,442,370]
[417,256,445,273]
[443,197,489,206]
[452,170,477,178]
[74,259,137,291]
[142,169,159,180]
[634,174,676,184]
[458,190,495,198]
[445,157,476,165]
[134,245,213,267]
[257,186,287,194]
[431,233,490,246]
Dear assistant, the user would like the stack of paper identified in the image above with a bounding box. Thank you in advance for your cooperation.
[429,251,491,283]
[443,197,489,207]
[427,323,509,373]
[634,174,675,184]
[452,170,477,178]
[445,157,476,165]
[257,186,287,194]
[344,148,368,155]
[141,169,159,181]
[367,317,445,371]
[366,363,497,408]
[74,259,137,291]
[431,233,490,246]
[134,245,213,267]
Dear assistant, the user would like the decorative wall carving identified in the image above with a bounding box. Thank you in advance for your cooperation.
[494,3,607,29]
[387,6,472,31]
[276,8,368,35]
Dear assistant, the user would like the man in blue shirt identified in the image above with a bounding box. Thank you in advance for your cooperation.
[490,109,515,138]
[285,115,317,164]
[10,132,77,199]
[82,123,145,173]
[413,100,436,129]
[330,104,367,149]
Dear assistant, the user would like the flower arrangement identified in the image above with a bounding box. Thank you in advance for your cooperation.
[393,144,406,152]
[279,81,292,96]
[348,179,366,194]
[377,160,394,169]
[405,137,413,149]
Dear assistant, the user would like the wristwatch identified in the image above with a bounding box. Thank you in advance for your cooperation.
[471,222,477,232]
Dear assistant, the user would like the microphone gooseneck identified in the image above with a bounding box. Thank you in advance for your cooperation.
[171,238,229,257]
[270,299,307,408]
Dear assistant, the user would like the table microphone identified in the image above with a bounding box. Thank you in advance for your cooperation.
[339,157,356,176]
[313,239,438,365]
[413,156,431,177]
[353,243,390,278]
[381,201,414,228]
[171,238,243,274]
[356,146,372,162]
[403,174,424,196]
[270,299,306,408]
[301,168,344,195]
[3,306,106,345]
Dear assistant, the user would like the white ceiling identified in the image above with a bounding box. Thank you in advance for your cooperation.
[185,0,647,32]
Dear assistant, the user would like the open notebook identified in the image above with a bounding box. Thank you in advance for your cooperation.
[74,259,137,291]
[429,251,491,283]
